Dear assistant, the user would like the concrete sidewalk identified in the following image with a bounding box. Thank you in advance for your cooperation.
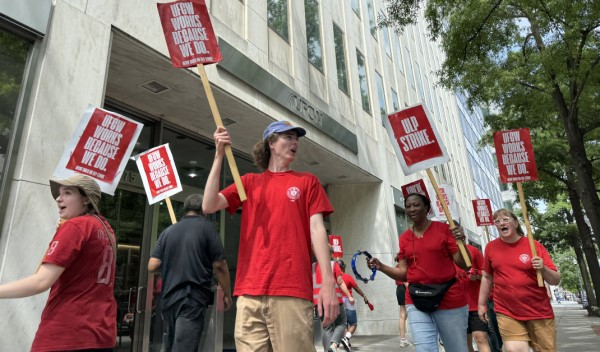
[321,302,600,351]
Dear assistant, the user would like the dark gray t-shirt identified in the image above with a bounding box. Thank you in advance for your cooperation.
[151,215,226,309]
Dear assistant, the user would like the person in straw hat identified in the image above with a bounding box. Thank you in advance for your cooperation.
[0,174,117,351]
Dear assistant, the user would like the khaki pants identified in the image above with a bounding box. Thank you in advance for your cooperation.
[234,295,316,352]
[497,313,556,352]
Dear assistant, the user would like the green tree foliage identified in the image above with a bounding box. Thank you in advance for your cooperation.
[380,0,600,241]
[0,30,30,148]
[551,248,580,293]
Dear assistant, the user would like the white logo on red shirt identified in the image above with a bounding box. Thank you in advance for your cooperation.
[287,187,301,201]
[519,254,530,264]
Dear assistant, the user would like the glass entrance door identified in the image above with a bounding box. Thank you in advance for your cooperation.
[99,187,149,351]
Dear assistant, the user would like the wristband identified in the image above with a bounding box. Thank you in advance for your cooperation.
[351,250,377,284]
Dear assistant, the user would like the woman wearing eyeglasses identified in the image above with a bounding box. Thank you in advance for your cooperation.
[478,209,560,352]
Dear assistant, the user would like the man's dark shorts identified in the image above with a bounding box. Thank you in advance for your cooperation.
[467,311,488,333]
[396,284,406,306]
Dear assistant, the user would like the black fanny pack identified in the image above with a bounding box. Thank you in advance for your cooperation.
[408,278,456,312]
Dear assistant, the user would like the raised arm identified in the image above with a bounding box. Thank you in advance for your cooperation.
[202,127,230,214]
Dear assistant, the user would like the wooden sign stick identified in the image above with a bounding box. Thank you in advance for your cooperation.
[426,169,472,268]
[197,64,247,202]
[484,226,491,243]
[517,182,544,287]
[165,197,178,225]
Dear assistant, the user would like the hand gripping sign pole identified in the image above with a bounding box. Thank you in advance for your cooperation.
[384,104,471,268]
[157,0,246,201]
[517,182,543,287]
[426,169,471,267]
[494,128,543,287]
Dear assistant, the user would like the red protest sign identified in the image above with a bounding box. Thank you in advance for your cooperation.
[401,179,430,199]
[494,128,538,183]
[65,107,141,185]
[384,104,449,175]
[472,199,493,226]
[329,235,343,259]
[157,0,222,68]
[135,144,182,204]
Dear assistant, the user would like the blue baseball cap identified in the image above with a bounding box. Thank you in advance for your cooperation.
[262,121,307,141]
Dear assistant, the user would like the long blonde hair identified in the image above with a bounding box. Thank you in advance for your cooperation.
[493,208,525,236]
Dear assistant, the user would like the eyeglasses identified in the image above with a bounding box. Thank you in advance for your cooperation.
[494,218,512,225]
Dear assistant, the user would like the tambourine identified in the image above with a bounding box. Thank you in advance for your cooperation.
[351,250,377,284]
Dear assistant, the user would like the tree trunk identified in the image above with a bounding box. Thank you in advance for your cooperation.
[552,89,600,251]
[567,182,600,308]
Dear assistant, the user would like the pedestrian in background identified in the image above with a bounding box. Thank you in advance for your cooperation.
[202,121,337,352]
[478,208,560,352]
[148,193,232,351]
[314,256,354,352]
[0,174,117,351]
[458,243,490,352]
[367,193,470,351]
[335,259,369,351]
[395,273,410,347]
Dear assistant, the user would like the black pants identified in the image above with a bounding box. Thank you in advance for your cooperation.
[163,296,207,352]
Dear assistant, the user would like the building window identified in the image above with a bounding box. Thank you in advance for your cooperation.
[404,47,415,88]
[305,0,323,71]
[0,29,32,190]
[395,208,408,235]
[267,0,288,41]
[333,24,348,94]
[380,11,392,57]
[367,0,376,38]
[351,0,360,16]
[391,88,399,111]
[376,72,386,118]
[356,50,371,114]
[393,34,404,73]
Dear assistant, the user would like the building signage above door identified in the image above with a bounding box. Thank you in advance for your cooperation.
[217,39,358,154]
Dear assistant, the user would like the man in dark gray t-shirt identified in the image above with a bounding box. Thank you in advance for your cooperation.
[148,194,232,352]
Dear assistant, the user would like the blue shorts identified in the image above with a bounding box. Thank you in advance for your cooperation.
[345,308,358,326]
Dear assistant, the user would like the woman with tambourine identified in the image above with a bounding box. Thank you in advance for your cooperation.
[367,193,470,351]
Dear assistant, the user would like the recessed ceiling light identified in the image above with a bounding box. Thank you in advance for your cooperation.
[139,80,170,94]
[222,117,237,126]
[335,175,348,179]
[306,161,319,166]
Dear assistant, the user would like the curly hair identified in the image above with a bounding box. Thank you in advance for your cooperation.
[252,133,279,171]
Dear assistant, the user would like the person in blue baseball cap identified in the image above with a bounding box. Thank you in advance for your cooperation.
[203,121,338,352]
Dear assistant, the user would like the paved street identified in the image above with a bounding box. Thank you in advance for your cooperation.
[318,302,600,351]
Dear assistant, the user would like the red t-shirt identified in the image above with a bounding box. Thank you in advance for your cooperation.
[483,236,557,320]
[222,170,334,301]
[341,273,357,298]
[33,215,117,351]
[455,244,484,311]
[313,262,344,304]
[398,221,466,310]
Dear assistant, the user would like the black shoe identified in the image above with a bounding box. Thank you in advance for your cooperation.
[340,337,351,351]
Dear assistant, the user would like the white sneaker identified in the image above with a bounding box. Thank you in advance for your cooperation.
[400,338,410,347]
